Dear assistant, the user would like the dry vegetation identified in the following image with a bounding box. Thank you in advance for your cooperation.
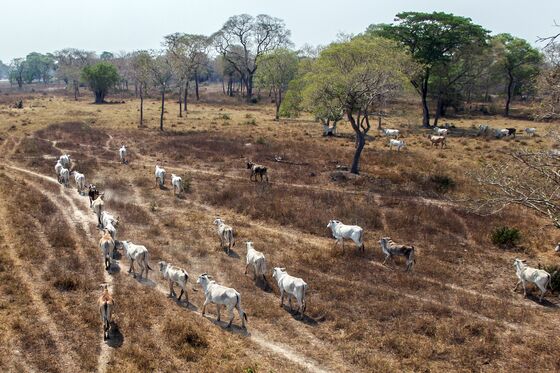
[1,89,560,372]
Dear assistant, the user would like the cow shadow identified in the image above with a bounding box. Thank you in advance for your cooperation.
[253,276,273,293]
[524,293,559,308]
[224,248,240,259]
[158,185,169,191]
[281,305,319,326]
[135,277,157,287]
[106,322,124,348]
[107,262,121,275]
[202,315,250,336]
[166,293,199,312]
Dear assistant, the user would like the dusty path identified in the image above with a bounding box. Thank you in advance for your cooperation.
[7,164,336,373]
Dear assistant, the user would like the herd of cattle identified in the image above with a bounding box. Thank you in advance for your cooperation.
[47,126,555,341]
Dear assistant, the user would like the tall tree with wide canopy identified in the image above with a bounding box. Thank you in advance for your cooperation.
[54,49,96,100]
[81,62,120,104]
[301,36,413,174]
[371,12,488,127]
[212,14,292,103]
[494,34,542,117]
[255,48,299,120]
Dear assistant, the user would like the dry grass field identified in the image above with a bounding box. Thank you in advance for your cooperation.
[1,88,560,372]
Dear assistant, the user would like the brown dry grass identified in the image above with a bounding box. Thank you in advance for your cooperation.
[2,89,560,372]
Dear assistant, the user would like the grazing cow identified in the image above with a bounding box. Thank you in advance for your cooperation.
[158,261,189,303]
[59,167,69,187]
[54,161,63,179]
[272,267,308,318]
[433,127,448,136]
[389,139,406,152]
[58,154,71,168]
[88,184,100,206]
[478,124,489,136]
[379,237,415,272]
[119,241,152,279]
[247,161,268,182]
[119,145,127,164]
[245,241,267,282]
[155,165,166,188]
[381,128,400,138]
[513,258,552,302]
[71,171,86,194]
[98,284,114,340]
[214,218,235,254]
[197,274,247,328]
[171,174,184,195]
[326,219,364,252]
[99,229,115,271]
[428,135,447,148]
[91,194,104,227]
[525,128,536,136]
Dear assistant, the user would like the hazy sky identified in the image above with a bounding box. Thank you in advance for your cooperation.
[1,0,559,62]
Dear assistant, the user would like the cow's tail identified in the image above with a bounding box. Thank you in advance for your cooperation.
[548,271,557,291]
[408,246,416,270]
[229,230,235,247]
[144,251,153,271]
[358,229,365,251]
[302,284,308,313]
[236,294,248,322]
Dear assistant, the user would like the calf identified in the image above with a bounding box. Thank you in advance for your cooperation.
[389,139,405,152]
[171,174,184,195]
[197,274,247,328]
[155,165,166,188]
[272,267,308,318]
[428,135,446,148]
[245,241,267,282]
[98,284,114,340]
[326,219,364,251]
[158,261,189,303]
[379,237,415,271]
[99,229,115,271]
[214,218,235,254]
[119,241,152,279]
[513,258,552,302]
[247,161,268,182]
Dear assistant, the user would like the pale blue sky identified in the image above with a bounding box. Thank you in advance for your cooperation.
[1,0,559,62]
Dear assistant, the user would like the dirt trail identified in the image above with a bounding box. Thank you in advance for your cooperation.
[7,164,336,373]
[6,165,115,373]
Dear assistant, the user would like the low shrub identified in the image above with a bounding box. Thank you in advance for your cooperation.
[429,174,456,193]
[491,226,521,248]
[542,264,560,292]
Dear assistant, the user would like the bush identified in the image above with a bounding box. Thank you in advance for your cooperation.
[491,226,521,248]
[429,174,456,193]
[542,264,560,292]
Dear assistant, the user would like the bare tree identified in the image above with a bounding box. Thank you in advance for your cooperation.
[54,49,96,100]
[212,14,291,103]
[131,51,152,127]
[470,146,560,228]
[149,53,174,131]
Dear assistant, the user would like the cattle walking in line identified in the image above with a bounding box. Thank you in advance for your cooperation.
[88,184,100,206]
[99,229,115,271]
[379,237,416,272]
[389,139,405,152]
[98,284,115,340]
[197,274,247,329]
[171,174,184,195]
[272,267,308,319]
[245,241,267,283]
[326,219,364,252]
[119,241,152,280]
[58,154,71,168]
[91,194,104,227]
[71,171,86,194]
[214,218,235,254]
[54,160,63,180]
[158,261,189,303]
[381,128,400,138]
[247,161,269,182]
[513,258,552,303]
[59,167,70,187]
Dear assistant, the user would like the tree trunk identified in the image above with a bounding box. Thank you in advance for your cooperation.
[178,86,183,118]
[347,113,366,175]
[275,90,282,120]
[505,72,514,117]
[421,73,430,127]
[94,90,105,104]
[183,81,189,114]
[160,91,165,131]
[139,85,144,127]
[195,72,200,101]
[222,79,226,95]
[245,74,254,103]
[73,80,79,101]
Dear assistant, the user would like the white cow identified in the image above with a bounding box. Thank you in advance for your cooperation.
[120,241,152,279]
[389,139,406,152]
[513,258,552,303]
[158,261,189,302]
[101,211,119,230]
[524,128,536,136]
[272,267,308,318]
[71,171,86,194]
[326,219,364,251]
[433,127,448,136]
[245,241,267,281]
[99,229,115,271]
[54,160,63,179]
[155,165,166,188]
[104,221,117,241]
[171,174,183,195]
[119,145,127,164]
[197,274,247,328]
[555,243,560,253]
[91,195,104,227]
[58,154,71,168]
[59,167,69,187]
[214,218,235,254]
[382,128,400,138]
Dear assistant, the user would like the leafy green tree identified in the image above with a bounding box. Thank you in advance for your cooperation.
[54,49,96,100]
[300,36,412,174]
[255,48,299,119]
[81,62,120,104]
[100,51,114,61]
[494,34,542,116]
[8,58,26,88]
[24,52,55,84]
[371,12,488,127]
[0,60,9,79]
